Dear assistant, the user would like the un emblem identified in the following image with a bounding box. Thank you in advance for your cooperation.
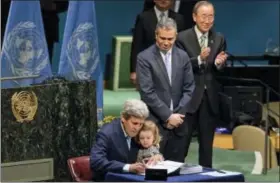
[11,91,38,123]
[2,21,49,76]
[66,23,99,80]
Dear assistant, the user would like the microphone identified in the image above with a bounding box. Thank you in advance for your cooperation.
[225,51,248,67]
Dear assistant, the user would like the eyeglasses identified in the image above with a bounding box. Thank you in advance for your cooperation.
[198,15,214,22]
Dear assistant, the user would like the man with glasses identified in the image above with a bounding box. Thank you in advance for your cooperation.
[176,1,228,168]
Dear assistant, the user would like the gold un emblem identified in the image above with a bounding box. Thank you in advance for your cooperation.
[11,91,38,123]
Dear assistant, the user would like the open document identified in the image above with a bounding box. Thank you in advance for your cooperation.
[140,160,203,175]
[146,160,184,174]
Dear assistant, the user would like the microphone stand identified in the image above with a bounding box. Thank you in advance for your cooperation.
[217,76,280,174]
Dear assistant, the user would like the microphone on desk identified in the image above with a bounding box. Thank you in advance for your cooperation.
[225,52,248,67]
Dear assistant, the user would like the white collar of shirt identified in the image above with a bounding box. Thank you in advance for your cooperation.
[160,49,172,61]
[154,6,168,21]
[121,122,130,139]
[194,25,209,41]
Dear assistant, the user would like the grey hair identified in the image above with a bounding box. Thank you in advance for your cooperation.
[193,1,214,14]
[121,99,149,120]
[156,17,177,33]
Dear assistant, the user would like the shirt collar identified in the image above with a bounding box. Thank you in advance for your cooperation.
[121,121,130,139]
[194,25,209,39]
[154,6,168,20]
[160,48,172,58]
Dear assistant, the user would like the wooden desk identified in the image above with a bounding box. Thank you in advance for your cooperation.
[213,133,280,151]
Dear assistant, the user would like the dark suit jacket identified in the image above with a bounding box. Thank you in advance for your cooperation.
[130,8,186,73]
[136,44,195,135]
[90,118,139,181]
[142,0,197,29]
[176,27,227,115]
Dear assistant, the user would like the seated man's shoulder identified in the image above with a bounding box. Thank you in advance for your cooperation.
[98,118,120,136]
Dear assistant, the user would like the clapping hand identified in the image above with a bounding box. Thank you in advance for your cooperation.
[215,51,228,65]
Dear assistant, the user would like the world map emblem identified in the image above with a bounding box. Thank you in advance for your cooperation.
[2,21,49,76]
[66,22,99,80]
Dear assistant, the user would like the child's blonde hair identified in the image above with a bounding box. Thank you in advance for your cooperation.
[136,120,162,147]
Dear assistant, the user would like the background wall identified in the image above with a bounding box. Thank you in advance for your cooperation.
[52,0,279,72]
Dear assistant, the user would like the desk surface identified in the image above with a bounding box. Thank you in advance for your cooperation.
[105,168,245,182]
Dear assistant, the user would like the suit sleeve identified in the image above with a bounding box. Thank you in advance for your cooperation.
[136,55,172,122]
[130,14,144,73]
[173,53,195,114]
[213,36,227,72]
[90,131,125,173]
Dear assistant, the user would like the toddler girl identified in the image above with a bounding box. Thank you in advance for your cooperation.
[136,120,162,163]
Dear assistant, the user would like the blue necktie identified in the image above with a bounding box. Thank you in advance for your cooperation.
[164,52,172,84]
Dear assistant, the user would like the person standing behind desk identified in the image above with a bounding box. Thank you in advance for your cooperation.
[90,99,163,181]
[143,0,197,30]
[176,1,228,168]
[136,18,195,162]
[130,0,186,86]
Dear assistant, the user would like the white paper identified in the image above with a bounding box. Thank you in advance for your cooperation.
[140,160,184,175]
[201,170,242,177]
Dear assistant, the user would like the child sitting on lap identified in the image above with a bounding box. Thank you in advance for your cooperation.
[136,120,162,163]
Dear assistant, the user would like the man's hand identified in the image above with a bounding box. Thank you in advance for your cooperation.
[130,72,137,85]
[167,113,185,128]
[129,163,145,174]
[215,51,228,65]
[200,47,211,61]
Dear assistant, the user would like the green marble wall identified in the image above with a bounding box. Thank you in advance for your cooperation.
[1,80,97,181]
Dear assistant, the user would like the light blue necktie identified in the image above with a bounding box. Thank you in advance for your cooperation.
[163,52,172,84]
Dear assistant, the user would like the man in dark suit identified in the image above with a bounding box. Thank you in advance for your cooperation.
[130,0,186,85]
[176,1,228,168]
[90,99,163,181]
[143,0,197,30]
[136,18,195,162]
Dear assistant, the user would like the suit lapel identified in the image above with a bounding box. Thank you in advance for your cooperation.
[153,46,171,87]
[115,121,129,159]
[190,28,201,56]
[171,47,178,84]
[168,10,176,20]
[149,9,158,31]
[206,30,216,63]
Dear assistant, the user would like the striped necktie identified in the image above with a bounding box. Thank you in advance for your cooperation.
[200,35,207,49]
[159,12,165,22]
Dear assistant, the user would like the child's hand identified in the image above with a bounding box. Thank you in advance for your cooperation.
[146,154,164,166]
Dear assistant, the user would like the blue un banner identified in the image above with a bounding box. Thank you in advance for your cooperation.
[58,1,104,122]
[1,0,52,88]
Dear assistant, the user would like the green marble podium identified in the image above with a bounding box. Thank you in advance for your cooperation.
[1,80,97,181]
